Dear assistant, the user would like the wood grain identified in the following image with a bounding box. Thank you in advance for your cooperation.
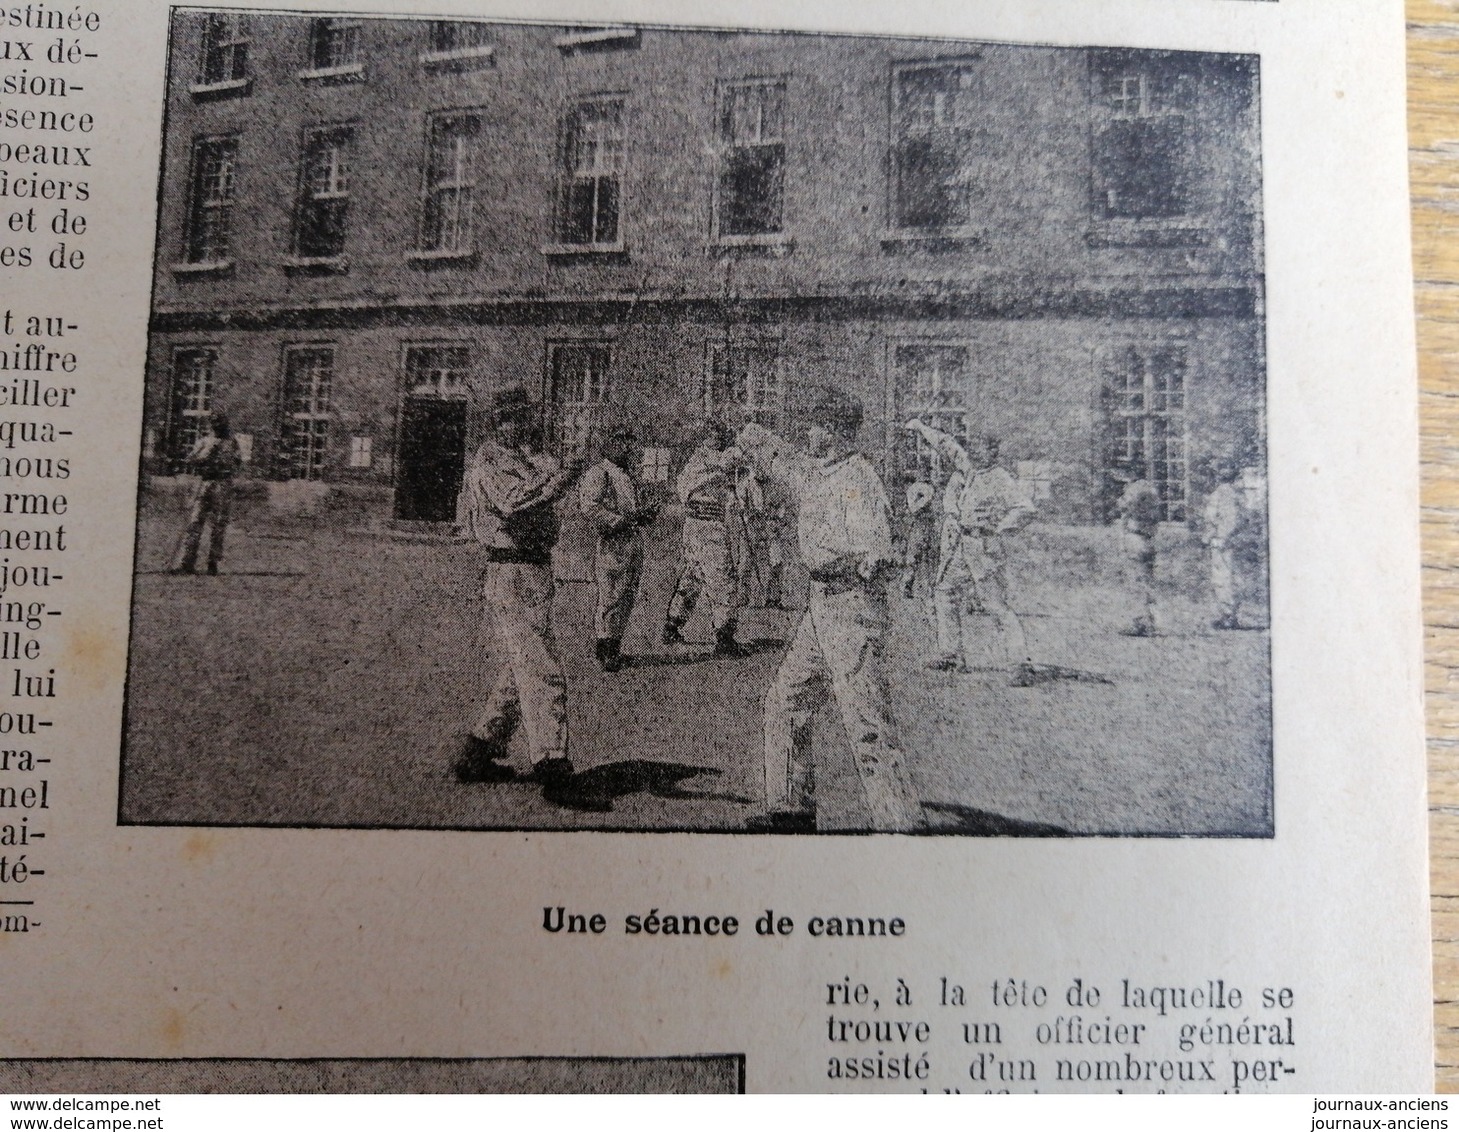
[1411,0,1459,1093]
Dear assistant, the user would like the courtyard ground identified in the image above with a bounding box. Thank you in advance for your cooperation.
[120,501,1271,836]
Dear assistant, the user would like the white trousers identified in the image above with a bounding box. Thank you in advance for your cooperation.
[762,584,923,832]
[668,518,737,631]
[933,538,1029,666]
[593,535,643,641]
[1211,545,1237,618]
[474,563,568,765]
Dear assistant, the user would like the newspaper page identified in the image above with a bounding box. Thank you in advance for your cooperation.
[0,0,1431,1097]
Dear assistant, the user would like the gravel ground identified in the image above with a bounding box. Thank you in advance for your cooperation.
[120,509,1271,836]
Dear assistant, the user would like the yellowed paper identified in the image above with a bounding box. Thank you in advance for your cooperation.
[0,0,1430,1094]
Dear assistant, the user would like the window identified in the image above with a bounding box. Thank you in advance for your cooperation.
[281,347,334,480]
[419,114,479,255]
[556,97,625,248]
[716,80,786,239]
[547,342,611,457]
[640,446,671,484]
[429,19,489,53]
[168,348,218,466]
[404,344,471,399]
[1102,343,1188,521]
[1090,52,1192,221]
[892,342,972,480]
[1015,460,1056,504]
[891,62,979,233]
[184,137,238,264]
[423,20,493,68]
[197,14,249,86]
[554,26,639,53]
[294,127,353,260]
[348,436,373,469]
[706,342,782,427]
[308,18,360,71]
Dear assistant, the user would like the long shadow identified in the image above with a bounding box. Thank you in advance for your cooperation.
[944,663,1113,686]
[920,801,1071,836]
[619,640,784,669]
[542,759,754,813]
[1025,663,1113,686]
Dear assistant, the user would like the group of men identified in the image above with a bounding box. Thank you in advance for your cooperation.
[898,420,1039,684]
[1111,455,1261,638]
[165,384,1262,834]
[449,383,923,832]
[902,424,1262,651]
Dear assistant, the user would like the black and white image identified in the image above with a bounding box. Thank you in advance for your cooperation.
[122,9,1270,835]
[0,1056,744,1094]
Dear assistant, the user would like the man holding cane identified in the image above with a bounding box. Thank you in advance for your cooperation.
[452,387,581,788]
[737,388,924,834]
[904,418,1037,685]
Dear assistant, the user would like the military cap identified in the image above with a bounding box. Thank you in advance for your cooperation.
[490,386,536,423]
[699,418,735,447]
[808,387,863,439]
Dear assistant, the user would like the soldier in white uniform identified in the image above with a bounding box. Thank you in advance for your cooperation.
[172,409,242,576]
[663,420,747,657]
[905,419,1037,685]
[733,464,786,609]
[1112,465,1163,637]
[452,387,580,787]
[898,473,938,602]
[738,389,924,833]
[579,429,656,672]
[937,452,973,613]
[1201,458,1246,630]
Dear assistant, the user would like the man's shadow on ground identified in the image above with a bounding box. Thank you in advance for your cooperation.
[542,759,754,813]
[918,802,1070,836]
[618,639,784,668]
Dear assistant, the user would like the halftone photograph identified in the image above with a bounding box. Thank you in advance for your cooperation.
[122,8,1270,835]
[0,1056,743,1094]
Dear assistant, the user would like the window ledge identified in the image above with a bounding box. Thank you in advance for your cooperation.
[1085,221,1212,249]
[282,255,348,274]
[880,230,986,254]
[541,242,628,257]
[710,233,794,257]
[170,259,234,277]
[189,77,252,99]
[297,63,365,84]
[420,45,495,69]
[554,27,639,52]
[406,247,478,266]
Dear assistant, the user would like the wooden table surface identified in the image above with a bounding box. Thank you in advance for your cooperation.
[1411,0,1459,1093]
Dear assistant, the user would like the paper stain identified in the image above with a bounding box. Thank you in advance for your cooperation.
[63,625,122,689]
[182,832,217,865]
[159,1007,187,1052]
[712,958,733,979]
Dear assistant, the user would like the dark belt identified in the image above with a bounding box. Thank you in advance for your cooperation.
[482,547,551,566]
[807,566,868,596]
[685,502,727,523]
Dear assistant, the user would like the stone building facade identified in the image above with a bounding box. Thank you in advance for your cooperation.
[144,10,1264,524]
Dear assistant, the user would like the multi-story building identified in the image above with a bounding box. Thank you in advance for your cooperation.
[144,10,1264,525]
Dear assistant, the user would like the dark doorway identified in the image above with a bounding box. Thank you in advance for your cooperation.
[396,397,466,521]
